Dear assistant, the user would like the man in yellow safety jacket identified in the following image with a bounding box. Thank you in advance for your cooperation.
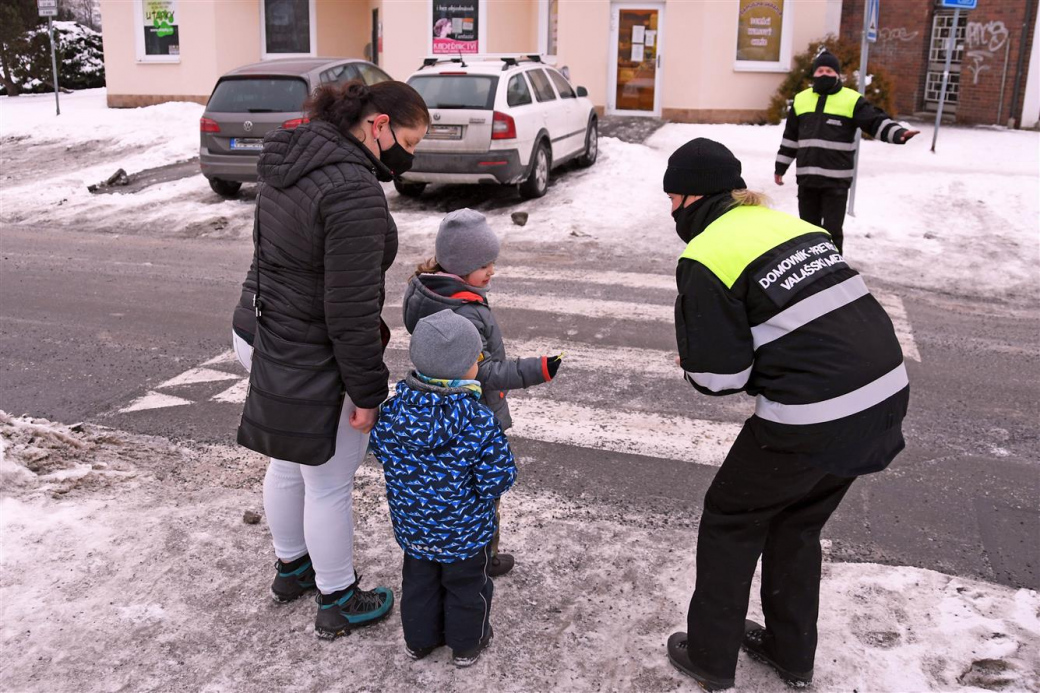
[663,138,909,691]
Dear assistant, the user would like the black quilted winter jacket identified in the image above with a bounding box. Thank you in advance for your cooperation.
[232,119,398,409]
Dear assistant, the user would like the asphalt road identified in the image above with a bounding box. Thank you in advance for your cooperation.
[2,223,1037,590]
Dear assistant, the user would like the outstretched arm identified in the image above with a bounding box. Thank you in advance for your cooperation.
[853,97,919,144]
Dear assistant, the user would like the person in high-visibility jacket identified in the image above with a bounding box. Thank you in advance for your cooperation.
[774,50,920,252]
[663,138,909,692]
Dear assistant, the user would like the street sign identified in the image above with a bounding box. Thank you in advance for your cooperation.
[938,0,977,8]
[37,0,57,16]
[866,0,880,43]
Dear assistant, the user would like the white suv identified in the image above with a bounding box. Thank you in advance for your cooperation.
[399,56,598,199]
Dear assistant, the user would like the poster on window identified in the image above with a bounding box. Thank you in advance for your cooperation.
[142,0,179,56]
[735,0,784,62]
[432,0,479,54]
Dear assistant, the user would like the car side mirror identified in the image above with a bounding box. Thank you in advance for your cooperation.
[576,86,588,97]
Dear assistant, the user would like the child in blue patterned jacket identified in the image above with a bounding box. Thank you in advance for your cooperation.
[370,309,516,668]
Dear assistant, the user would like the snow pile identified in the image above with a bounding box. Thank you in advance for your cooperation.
[0,411,159,494]
[1,421,1037,691]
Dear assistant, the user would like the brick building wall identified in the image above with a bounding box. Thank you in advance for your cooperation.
[842,0,1038,126]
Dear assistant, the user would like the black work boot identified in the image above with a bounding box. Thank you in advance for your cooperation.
[405,639,445,661]
[270,554,316,603]
[452,625,494,668]
[666,632,735,691]
[742,620,814,688]
[487,553,514,577]
[314,573,394,640]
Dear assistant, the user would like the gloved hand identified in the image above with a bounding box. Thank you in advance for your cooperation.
[544,353,564,380]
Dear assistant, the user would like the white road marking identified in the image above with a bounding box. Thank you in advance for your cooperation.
[201,350,239,367]
[496,266,676,292]
[384,384,737,466]
[873,292,921,362]
[119,391,194,413]
[507,398,740,466]
[387,328,680,379]
[158,367,241,389]
[387,295,673,323]
[211,379,249,404]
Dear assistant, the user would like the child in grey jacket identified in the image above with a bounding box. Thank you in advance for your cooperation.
[401,208,563,577]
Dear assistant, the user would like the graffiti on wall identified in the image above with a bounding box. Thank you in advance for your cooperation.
[965,20,1010,84]
[879,27,919,43]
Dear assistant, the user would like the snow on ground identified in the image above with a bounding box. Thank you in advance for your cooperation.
[1,89,1037,301]
[2,413,1038,692]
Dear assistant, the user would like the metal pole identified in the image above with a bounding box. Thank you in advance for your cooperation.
[48,16,60,116]
[930,8,960,153]
[848,2,871,218]
[996,34,1012,126]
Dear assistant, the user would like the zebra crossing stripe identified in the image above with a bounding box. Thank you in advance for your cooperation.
[119,391,194,413]
[158,367,241,389]
[388,328,679,379]
[507,398,739,466]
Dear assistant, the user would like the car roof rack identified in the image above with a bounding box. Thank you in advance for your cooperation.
[500,55,543,71]
[419,56,472,70]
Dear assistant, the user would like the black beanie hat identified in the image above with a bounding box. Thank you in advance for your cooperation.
[812,49,841,74]
[663,138,747,196]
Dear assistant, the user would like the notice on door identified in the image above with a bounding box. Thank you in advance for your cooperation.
[735,0,784,63]
[432,0,479,54]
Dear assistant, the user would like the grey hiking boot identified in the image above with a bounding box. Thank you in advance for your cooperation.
[666,632,734,691]
[314,574,394,640]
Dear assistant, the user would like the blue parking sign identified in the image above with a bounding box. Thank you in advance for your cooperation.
[938,0,977,8]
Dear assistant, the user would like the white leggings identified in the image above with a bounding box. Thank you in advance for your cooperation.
[234,331,367,594]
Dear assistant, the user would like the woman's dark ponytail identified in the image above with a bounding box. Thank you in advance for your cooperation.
[304,79,430,136]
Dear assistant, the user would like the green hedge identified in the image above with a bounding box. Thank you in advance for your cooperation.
[1,21,104,95]
[766,35,897,125]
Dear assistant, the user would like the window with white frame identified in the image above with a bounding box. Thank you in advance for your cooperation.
[539,0,559,57]
[134,0,180,63]
[732,0,794,72]
[262,0,316,58]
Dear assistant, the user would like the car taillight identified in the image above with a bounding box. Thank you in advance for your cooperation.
[200,117,220,133]
[282,117,310,129]
[491,111,516,140]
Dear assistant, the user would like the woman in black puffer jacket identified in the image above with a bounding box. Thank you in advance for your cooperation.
[231,80,429,639]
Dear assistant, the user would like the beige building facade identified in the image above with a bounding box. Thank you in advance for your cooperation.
[100,0,841,121]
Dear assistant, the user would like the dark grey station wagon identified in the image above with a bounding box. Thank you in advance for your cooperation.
[199,57,391,197]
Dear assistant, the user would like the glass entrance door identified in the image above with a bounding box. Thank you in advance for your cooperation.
[609,5,663,115]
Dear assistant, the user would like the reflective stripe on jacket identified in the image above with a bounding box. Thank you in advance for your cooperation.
[675,203,908,466]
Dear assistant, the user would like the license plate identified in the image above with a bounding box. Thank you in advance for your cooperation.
[230,138,263,150]
[426,125,463,140]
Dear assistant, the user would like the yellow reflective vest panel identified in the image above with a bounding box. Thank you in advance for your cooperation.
[675,204,908,465]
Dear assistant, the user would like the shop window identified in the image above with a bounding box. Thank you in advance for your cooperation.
[733,0,793,72]
[262,0,316,58]
[134,0,180,63]
[539,0,559,57]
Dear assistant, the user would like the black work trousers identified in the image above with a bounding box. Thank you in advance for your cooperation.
[685,424,856,680]
[401,544,493,652]
[798,186,849,253]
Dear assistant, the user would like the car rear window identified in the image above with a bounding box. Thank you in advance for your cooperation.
[207,77,309,113]
[408,75,498,110]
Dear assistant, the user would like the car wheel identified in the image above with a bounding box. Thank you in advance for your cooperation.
[519,142,550,199]
[209,178,242,198]
[393,179,427,198]
[578,119,598,168]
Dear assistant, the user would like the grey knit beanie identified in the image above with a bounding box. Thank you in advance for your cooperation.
[409,310,482,380]
[435,208,500,276]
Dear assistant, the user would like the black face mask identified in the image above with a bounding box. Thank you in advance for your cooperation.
[372,120,415,174]
[812,75,840,94]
